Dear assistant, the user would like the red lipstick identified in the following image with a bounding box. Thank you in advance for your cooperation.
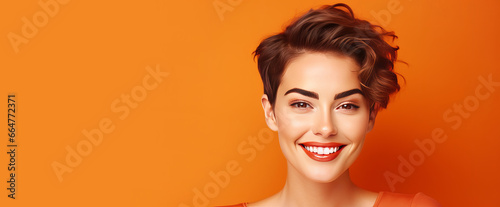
[299,142,346,162]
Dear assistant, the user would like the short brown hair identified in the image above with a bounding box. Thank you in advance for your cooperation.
[253,3,401,111]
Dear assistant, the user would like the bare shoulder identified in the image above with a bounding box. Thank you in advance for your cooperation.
[246,192,281,207]
[356,188,380,207]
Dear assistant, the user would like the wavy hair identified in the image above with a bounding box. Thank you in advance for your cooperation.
[253,3,401,111]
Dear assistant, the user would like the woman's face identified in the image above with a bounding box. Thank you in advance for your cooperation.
[262,52,375,183]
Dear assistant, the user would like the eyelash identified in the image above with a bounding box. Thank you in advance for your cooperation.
[337,103,360,110]
[290,101,312,109]
[290,102,360,110]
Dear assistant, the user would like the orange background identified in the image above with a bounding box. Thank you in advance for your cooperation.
[1,0,499,206]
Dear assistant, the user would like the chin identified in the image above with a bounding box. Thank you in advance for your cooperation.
[301,164,349,183]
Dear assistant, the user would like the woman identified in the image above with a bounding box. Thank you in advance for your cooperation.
[221,3,441,207]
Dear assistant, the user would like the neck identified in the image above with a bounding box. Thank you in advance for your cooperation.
[276,162,362,207]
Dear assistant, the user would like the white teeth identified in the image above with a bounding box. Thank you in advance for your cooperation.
[304,145,342,154]
[318,147,324,154]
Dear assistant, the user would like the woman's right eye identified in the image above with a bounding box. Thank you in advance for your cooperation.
[291,102,311,109]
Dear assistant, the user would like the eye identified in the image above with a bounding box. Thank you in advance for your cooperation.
[337,103,359,110]
[291,102,311,109]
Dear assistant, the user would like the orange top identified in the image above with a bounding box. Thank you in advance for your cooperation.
[218,192,441,207]
[373,192,441,207]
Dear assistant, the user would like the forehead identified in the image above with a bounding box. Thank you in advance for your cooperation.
[279,52,361,95]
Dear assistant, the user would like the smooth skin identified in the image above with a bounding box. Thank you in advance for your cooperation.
[250,52,379,207]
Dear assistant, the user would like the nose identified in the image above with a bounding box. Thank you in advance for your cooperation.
[312,108,337,138]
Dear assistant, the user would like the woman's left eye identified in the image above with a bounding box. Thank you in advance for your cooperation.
[337,103,359,110]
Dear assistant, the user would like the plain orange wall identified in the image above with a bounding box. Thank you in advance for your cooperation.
[1,0,499,206]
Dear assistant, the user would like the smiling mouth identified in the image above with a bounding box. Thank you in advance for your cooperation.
[299,142,346,162]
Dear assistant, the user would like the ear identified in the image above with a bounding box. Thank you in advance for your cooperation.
[261,94,278,131]
[367,109,378,133]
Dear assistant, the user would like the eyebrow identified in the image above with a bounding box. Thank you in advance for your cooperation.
[334,88,364,100]
[284,88,364,100]
[284,88,319,99]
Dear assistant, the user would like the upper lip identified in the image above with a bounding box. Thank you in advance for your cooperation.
[299,142,346,148]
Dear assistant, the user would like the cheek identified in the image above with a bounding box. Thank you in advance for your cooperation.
[336,113,370,142]
[275,111,311,142]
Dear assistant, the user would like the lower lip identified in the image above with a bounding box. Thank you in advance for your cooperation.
[300,145,344,162]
